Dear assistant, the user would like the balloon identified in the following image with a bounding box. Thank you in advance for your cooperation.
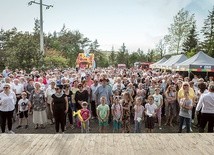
[73,110,86,129]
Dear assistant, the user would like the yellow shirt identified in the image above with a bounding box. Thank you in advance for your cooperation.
[178,87,195,101]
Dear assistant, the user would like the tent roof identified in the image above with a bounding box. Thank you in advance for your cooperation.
[177,51,214,66]
[154,57,167,65]
[150,57,167,68]
[161,54,187,68]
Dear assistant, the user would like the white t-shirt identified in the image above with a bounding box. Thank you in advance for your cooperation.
[145,103,157,117]
[153,94,163,107]
[18,98,29,112]
[12,83,24,94]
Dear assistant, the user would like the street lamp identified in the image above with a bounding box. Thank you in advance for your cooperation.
[28,0,53,56]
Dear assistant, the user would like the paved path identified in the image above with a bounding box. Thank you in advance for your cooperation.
[0,133,213,155]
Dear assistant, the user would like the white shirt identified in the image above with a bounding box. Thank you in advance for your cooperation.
[153,94,163,107]
[45,87,56,104]
[112,83,125,92]
[18,98,29,111]
[0,81,3,92]
[196,92,214,114]
[145,103,157,117]
[12,83,24,94]
[0,91,16,111]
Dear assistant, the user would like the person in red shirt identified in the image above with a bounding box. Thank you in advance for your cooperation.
[79,102,91,133]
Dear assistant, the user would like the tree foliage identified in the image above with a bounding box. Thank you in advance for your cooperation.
[165,9,195,54]
[183,22,199,55]
[201,6,214,57]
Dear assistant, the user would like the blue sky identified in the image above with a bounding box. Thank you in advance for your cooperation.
[0,0,213,52]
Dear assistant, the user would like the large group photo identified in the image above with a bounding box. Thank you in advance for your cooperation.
[1,0,214,154]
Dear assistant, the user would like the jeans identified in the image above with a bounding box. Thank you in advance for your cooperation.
[134,120,142,133]
[178,116,190,133]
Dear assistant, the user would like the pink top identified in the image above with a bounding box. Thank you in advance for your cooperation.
[134,105,144,120]
[80,109,90,121]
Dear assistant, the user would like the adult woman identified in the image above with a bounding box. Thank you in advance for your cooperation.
[121,92,133,133]
[29,82,47,129]
[71,80,79,112]
[63,83,74,129]
[45,80,56,124]
[0,83,16,133]
[164,85,177,127]
[51,85,68,133]
[75,83,88,111]
[177,82,195,131]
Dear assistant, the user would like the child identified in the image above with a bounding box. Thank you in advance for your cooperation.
[153,87,163,129]
[178,91,193,133]
[96,96,110,133]
[134,97,144,133]
[111,96,123,133]
[16,92,31,129]
[79,102,91,133]
[145,95,157,133]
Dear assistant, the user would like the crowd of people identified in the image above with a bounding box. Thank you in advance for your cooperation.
[0,66,213,134]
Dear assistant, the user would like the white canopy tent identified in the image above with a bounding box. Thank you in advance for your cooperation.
[160,54,187,70]
[150,57,167,69]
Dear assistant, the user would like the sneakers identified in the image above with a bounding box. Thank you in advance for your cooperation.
[159,127,162,130]
[190,127,193,132]
[16,125,22,129]
[182,125,186,129]
[8,130,15,134]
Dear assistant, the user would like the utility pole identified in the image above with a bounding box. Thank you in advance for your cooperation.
[28,0,53,56]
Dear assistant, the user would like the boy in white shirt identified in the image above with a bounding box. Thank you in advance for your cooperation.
[16,92,31,129]
[145,95,157,133]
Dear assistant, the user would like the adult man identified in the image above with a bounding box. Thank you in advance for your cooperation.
[90,79,100,118]
[95,78,113,106]
[196,83,214,133]
[12,79,24,114]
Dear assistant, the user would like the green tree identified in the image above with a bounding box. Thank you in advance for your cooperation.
[201,6,214,57]
[165,9,195,54]
[109,46,116,66]
[129,52,140,67]
[116,43,129,66]
[183,22,199,55]
[146,49,156,62]
[156,39,166,58]
[136,48,147,61]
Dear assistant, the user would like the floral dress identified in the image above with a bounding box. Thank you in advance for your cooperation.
[122,100,131,133]
[29,90,47,124]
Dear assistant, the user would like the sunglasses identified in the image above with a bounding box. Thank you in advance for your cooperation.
[3,87,9,89]
[183,85,189,87]
[55,88,59,90]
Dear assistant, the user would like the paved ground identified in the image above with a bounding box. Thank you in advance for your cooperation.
[10,114,199,134]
